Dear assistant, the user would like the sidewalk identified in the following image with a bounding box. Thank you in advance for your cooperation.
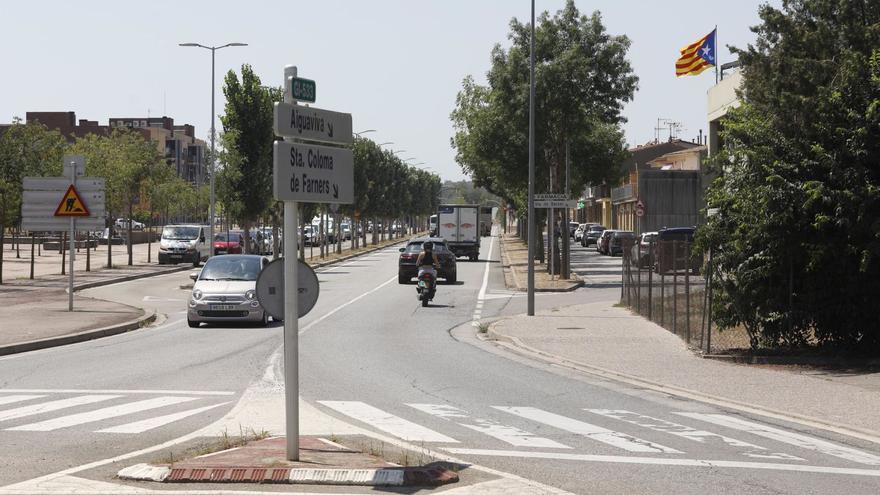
[500,234,582,292]
[488,301,880,438]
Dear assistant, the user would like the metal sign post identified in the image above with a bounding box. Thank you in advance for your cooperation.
[281,65,301,462]
[68,162,76,311]
[273,64,353,461]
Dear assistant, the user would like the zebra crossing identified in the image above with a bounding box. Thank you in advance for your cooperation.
[316,400,880,473]
[0,389,232,435]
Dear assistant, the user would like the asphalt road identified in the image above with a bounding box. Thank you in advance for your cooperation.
[1,234,879,493]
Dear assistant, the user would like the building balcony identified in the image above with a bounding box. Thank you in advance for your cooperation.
[611,183,635,204]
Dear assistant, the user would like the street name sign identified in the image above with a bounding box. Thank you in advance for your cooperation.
[255,258,320,321]
[535,199,578,209]
[273,140,353,204]
[290,76,316,103]
[535,193,567,201]
[274,102,352,145]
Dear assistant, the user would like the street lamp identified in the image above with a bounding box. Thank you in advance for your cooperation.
[353,129,376,137]
[391,149,406,155]
[377,142,393,147]
[179,41,248,257]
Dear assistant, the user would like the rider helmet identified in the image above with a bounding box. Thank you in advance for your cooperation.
[423,241,434,250]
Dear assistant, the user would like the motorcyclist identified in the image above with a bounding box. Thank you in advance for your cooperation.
[416,241,440,282]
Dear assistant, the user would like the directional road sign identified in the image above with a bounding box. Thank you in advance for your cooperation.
[273,140,353,204]
[274,102,352,145]
[290,76,316,103]
[255,258,320,320]
[535,200,578,209]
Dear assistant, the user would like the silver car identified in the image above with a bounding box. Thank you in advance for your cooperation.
[187,255,269,328]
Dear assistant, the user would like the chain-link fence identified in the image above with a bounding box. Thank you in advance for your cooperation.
[620,237,750,353]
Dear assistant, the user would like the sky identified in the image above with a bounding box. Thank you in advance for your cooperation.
[0,1,775,181]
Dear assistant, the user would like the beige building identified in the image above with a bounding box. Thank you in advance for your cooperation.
[707,70,743,156]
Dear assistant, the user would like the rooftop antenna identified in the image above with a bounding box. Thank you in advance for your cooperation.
[655,118,684,142]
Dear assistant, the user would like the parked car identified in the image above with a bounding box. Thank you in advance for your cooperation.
[158,224,210,266]
[568,221,579,238]
[187,254,269,327]
[630,232,658,268]
[609,230,636,256]
[303,225,323,246]
[582,225,606,247]
[115,218,144,231]
[597,229,616,254]
[654,227,701,274]
[341,223,352,241]
[213,231,244,255]
[398,237,457,284]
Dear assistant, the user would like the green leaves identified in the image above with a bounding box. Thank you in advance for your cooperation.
[700,0,880,352]
[451,0,635,211]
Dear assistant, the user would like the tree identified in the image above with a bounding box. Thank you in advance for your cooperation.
[68,128,164,267]
[0,119,67,283]
[451,0,634,260]
[218,65,274,253]
[697,0,880,352]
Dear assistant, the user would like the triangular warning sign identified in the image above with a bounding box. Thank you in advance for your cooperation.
[54,184,91,217]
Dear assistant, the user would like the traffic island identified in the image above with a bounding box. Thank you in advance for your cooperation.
[500,234,583,292]
[118,436,460,487]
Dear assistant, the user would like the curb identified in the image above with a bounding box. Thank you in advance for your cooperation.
[0,308,156,357]
[484,320,880,447]
[118,463,458,486]
[73,265,192,292]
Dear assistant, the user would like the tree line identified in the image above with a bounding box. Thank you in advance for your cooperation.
[0,119,208,282]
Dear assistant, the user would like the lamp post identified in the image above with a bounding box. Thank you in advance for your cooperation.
[527,0,536,315]
[353,129,376,137]
[179,41,248,257]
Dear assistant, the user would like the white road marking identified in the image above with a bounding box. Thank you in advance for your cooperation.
[0,395,121,422]
[299,275,397,335]
[95,402,230,434]
[676,412,880,466]
[0,389,233,396]
[318,401,458,443]
[443,448,880,477]
[408,403,570,449]
[470,236,496,328]
[587,409,803,461]
[8,396,199,431]
[494,406,681,454]
[0,395,45,406]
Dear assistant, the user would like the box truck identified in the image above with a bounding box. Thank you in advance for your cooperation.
[438,204,480,261]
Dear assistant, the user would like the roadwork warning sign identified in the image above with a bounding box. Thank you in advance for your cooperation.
[53,184,91,217]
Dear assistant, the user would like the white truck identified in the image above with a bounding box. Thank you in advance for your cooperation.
[438,204,481,261]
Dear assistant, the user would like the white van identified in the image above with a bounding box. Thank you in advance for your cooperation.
[158,224,210,266]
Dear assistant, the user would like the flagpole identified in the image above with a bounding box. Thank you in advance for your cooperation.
[715,25,719,84]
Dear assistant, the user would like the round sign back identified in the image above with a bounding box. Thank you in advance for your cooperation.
[255,258,319,321]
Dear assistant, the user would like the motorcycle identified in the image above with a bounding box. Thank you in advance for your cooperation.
[416,270,437,307]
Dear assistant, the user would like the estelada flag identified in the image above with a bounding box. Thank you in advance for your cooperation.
[676,29,716,77]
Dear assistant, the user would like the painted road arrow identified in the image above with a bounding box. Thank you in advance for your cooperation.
[274,102,353,145]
